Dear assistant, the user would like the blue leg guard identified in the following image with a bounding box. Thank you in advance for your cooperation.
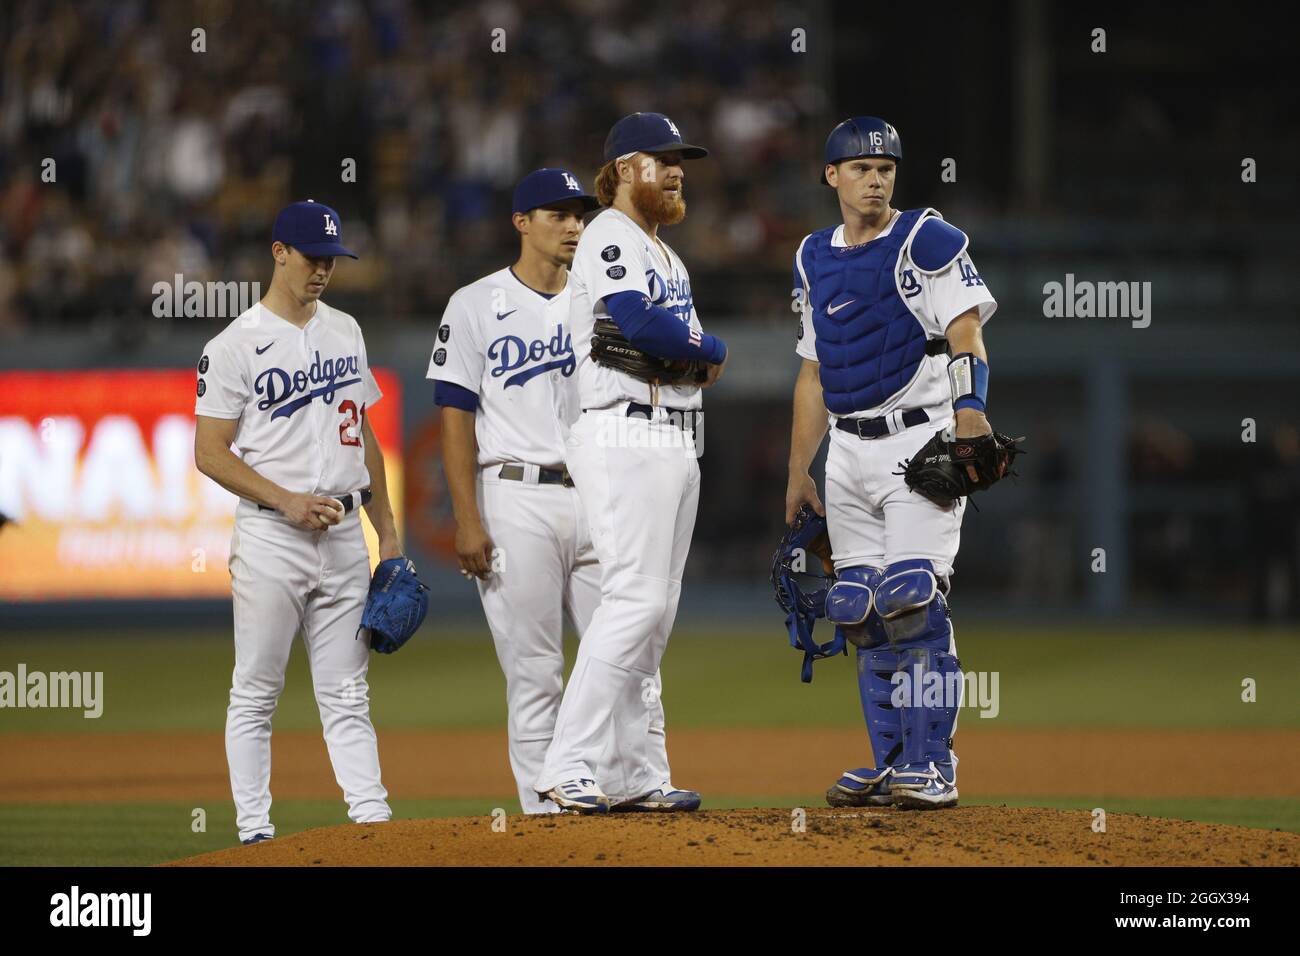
[874,558,961,809]
[853,615,901,772]
[824,568,903,807]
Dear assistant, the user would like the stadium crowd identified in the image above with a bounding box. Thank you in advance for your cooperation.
[0,0,826,332]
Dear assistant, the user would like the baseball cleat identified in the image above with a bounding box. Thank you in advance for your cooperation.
[889,761,958,810]
[241,833,274,845]
[826,767,894,808]
[612,786,702,812]
[541,778,611,814]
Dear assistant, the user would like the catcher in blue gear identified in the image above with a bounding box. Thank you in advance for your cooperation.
[360,557,430,653]
[782,116,1022,812]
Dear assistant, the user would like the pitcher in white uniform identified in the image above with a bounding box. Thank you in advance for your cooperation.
[194,201,401,843]
[430,168,680,814]
[532,114,728,812]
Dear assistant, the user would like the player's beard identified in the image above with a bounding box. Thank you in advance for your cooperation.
[631,177,686,226]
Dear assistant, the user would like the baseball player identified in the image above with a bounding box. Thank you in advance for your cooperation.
[531,113,727,812]
[785,118,998,810]
[194,200,400,843]
[430,168,685,814]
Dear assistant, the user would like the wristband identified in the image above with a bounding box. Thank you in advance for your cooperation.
[948,352,988,413]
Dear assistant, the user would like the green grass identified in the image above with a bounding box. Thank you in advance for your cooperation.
[1,624,1297,733]
[0,799,508,867]
[3,624,1297,864]
[2,795,1295,866]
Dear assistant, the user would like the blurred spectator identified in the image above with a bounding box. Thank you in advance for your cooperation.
[1245,424,1300,622]
[1008,422,1073,603]
[1129,418,1197,597]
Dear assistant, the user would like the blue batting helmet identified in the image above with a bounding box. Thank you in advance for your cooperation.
[821,116,902,183]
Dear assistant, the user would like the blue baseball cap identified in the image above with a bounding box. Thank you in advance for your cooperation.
[271,200,358,258]
[512,168,600,215]
[603,112,708,163]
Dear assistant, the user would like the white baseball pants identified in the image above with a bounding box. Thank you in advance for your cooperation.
[825,413,967,577]
[226,504,390,842]
[536,409,699,802]
[477,472,671,812]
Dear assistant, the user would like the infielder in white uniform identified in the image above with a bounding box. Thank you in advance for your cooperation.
[430,168,679,814]
[194,200,400,843]
[532,114,728,812]
[786,118,997,810]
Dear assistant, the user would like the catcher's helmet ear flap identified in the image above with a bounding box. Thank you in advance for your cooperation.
[821,116,902,184]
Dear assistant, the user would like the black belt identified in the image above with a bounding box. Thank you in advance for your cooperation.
[258,488,372,513]
[499,464,574,487]
[924,339,949,357]
[834,408,930,440]
[624,403,699,428]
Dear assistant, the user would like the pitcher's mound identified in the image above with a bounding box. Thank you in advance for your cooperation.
[168,807,1297,867]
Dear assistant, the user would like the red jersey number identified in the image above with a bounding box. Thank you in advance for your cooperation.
[339,400,365,447]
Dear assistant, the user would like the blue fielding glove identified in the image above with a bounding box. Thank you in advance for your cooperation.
[359,557,430,654]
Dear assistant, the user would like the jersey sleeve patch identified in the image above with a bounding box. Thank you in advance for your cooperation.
[194,336,248,418]
[909,217,969,274]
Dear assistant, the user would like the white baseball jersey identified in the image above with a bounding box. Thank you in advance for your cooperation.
[195,300,381,495]
[794,213,996,420]
[428,268,576,470]
[195,298,390,842]
[568,208,704,412]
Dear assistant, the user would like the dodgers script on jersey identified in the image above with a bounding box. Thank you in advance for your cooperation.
[195,301,381,496]
[569,208,704,412]
[793,209,996,419]
[429,268,576,469]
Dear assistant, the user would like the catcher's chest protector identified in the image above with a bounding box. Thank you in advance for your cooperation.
[803,208,929,415]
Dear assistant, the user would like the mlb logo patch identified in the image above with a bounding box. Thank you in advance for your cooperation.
[688,328,702,347]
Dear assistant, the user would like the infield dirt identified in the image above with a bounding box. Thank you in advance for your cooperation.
[4,727,1297,801]
[6,726,1298,866]
[168,808,1299,867]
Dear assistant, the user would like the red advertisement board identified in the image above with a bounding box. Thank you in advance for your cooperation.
[0,369,402,600]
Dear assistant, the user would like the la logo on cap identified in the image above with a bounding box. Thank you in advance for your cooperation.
[665,117,680,137]
[324,214,338,236]
[563,173,580,191]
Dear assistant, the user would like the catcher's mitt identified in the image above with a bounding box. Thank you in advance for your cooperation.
[359,557,430,654]
[590,318,708,386]
[899,428,1025,508]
